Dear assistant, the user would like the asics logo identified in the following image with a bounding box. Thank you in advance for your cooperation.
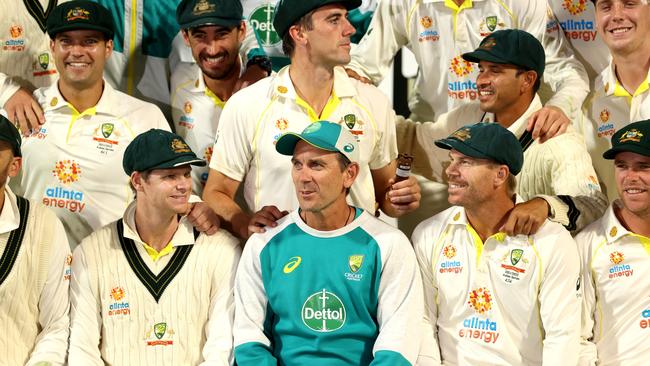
[283,256,302,273]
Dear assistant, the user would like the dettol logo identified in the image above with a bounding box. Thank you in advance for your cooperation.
[250,4,280,47]
[301,289,346,332]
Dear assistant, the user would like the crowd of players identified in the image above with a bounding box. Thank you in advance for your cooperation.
[0,0,648,365]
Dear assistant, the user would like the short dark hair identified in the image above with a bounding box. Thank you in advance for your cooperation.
[129,170,152,196]
[516,67,541,93]
[281,10,315,56]
[335,153,352,194]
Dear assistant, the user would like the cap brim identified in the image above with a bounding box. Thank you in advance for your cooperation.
[180,17,242,30]
[434,138,491,161]
[275,132,339,156]
[603,145,650,160]
[48,24,113,39]
[156,155,207,169]
[462,49,510,65]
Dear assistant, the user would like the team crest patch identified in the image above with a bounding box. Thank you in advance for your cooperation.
[38,53,49,70]
[348,255,364,273]
[66,7,90,21]
[193,0,216,15]
[450,127,471,141]
[480,37,497,50]
[343,114,356,129]
[171,139,191,153]
[145,322,174,346]
[620,129,644,143]
[420,16,433,29]
[183,101,192,114]
[485,16,497,32]
[510,249,523,265]
[101,123,114,138]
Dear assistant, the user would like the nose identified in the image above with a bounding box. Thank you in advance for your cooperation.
[611,1,625,20]
[176,176,191,192]
[342,17,356,37]
[445,161,459,180]
[476,71,490,88]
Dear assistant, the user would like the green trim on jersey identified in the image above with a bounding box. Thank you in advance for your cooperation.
[116,219,194,302]
[0,196,30,286]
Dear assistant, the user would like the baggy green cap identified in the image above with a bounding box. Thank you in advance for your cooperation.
[123,129,206,175]
[0,115,22,157]
[603,119,650,159]
[176,0,243,29]
[47,0,115,40]
[435,122,523,175]
[273,0,361,38]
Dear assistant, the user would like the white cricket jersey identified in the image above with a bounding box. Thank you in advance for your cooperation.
[14,80,170,248]
[581,62,650,200]
[413,203,581,365]
[171,63,225,196]
[396,95,607,233]
[0,72,20,107]
[576,202,650,365]
[549,0,609,83]
[211,65,397,214]
[68,201,241,366]
[0,0,60,92]
[0,187,70,366]
[348,0,589,121]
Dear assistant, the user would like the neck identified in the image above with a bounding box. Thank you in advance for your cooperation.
[494,95,534,128]
[134,201,180,252]
[452,0,466,6]
[288,60,335,117]
[58,79,104,112]
[0,188,5,217]
[203,58,241,101]
[613,53,650,95]
[465,194,515,241]
[616,204,650,238]
[301,199,353,231]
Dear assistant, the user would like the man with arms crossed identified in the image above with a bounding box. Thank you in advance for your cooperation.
[0,116,70,366]
[578,119,650,364]
[68,129,240,365]
[234,121,422,365]
[583,0,650,199]
[413,123,580,365]
[204,0,420,240]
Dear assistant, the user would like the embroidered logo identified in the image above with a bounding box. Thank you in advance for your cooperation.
[562,0,588,15]
[468,287,492,314]
[52,160,81,184]
[443,245,457,259]
[420,16,433,28]
[171,139,191,153]
[283,256,302,274]
[449,56,473,77]
[66,8,90,21]
[620,129,644,143]
[107,287,130,317]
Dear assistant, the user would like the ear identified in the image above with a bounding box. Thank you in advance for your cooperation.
[288,24,308,47]
[181,29,191,46]
[131,171,145,192]
[49,38,55,52]
[7,157,21,178]
[238,21,247,42]
[520,70,537,93]
[343,162,360,190]
[104,38,114,59]
[494,165,509,187]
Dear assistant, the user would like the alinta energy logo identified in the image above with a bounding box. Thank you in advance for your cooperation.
[250,4,280,48]
[107,286,130,317]
[448,56,478,101]
[418,15,440,43]
[302,289,346,332]
[440,245,462,274]
[45,160,85,213]
[559,0,597,42]
[460,287,499,344]
[609,251,633,279]
[640,308,650,329]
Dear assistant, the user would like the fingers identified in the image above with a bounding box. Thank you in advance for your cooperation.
[247,206,288,234]
[187,202,220,234]
[499,200,548,236]
[5,88,46,135]
[387,176,421,212]
[527,106,569,143]
[344,68,371,84]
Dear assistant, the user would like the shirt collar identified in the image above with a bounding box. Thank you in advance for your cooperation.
[122,201,196,248]
[43,78,117,115]
[0,186,20,234]
[271,65,357,100]
[600,201,644,244]
[482,94,542,138]
[600,60,650,97]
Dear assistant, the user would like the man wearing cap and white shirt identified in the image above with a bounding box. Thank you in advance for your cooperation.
[578,119,650,365]
[234,121,423,365]
[171,0,247,195]
[413,122,581,365]
[582,0,650,200]
[0,115,71,366]
[11,1,218,248]
[204,0,421,240]
[398,29,606,235]
[69,129,240,365]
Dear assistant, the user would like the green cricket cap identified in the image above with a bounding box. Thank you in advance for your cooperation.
[275,121,359,163]
[176,0,243,29]
[0,115,22,157]
[273,0,361,38]
[123,129,206,175]
[435,122,523,175]
[462,29,545,80]
[603,119,650,159]
[47,0,115,40]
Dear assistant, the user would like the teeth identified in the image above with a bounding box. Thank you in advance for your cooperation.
[68,62,87,67]
[479,90,494,96]
[205,56,224,63]
[611,28,630,34]
[625,189,644,194]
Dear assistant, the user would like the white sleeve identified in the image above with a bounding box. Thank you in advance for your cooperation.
[26,216,71,366]
[576,231,598,366]
[0,72,21,108]
[68,242,104,366]
[366,88,398,170]
[209,92,257,182]
[521,1,589,119]
[411,225,442,366]
[201,238,242,366]
[371,233,424,365]
[538,229,581,365]
[347,0,411,83]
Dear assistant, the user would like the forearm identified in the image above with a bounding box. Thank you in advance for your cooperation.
[203,190,251,240]
[538,192,607,233]
[0,73,21,107]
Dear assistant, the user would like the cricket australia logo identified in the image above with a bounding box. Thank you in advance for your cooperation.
[345,255,364,281]
[302,289,346,332]
[250,4,280,47]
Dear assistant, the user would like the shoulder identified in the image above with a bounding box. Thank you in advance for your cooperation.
[413,206,457,242]
[574,215,607,248]
[226,74,275,107]
[76,221,119,257]
[171,62,199,92]
[532,220,579,257]
[244,213,297,256]
[195,229,242,256]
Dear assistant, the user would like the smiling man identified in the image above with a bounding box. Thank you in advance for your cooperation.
[234,121,422,365]
[397,29,607,235]
[68,129,240,365]
[413,123,581,365]
[172,0,247,195]
[203,0,421,240]
[583,0,650,200]
[578,119,650,364]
